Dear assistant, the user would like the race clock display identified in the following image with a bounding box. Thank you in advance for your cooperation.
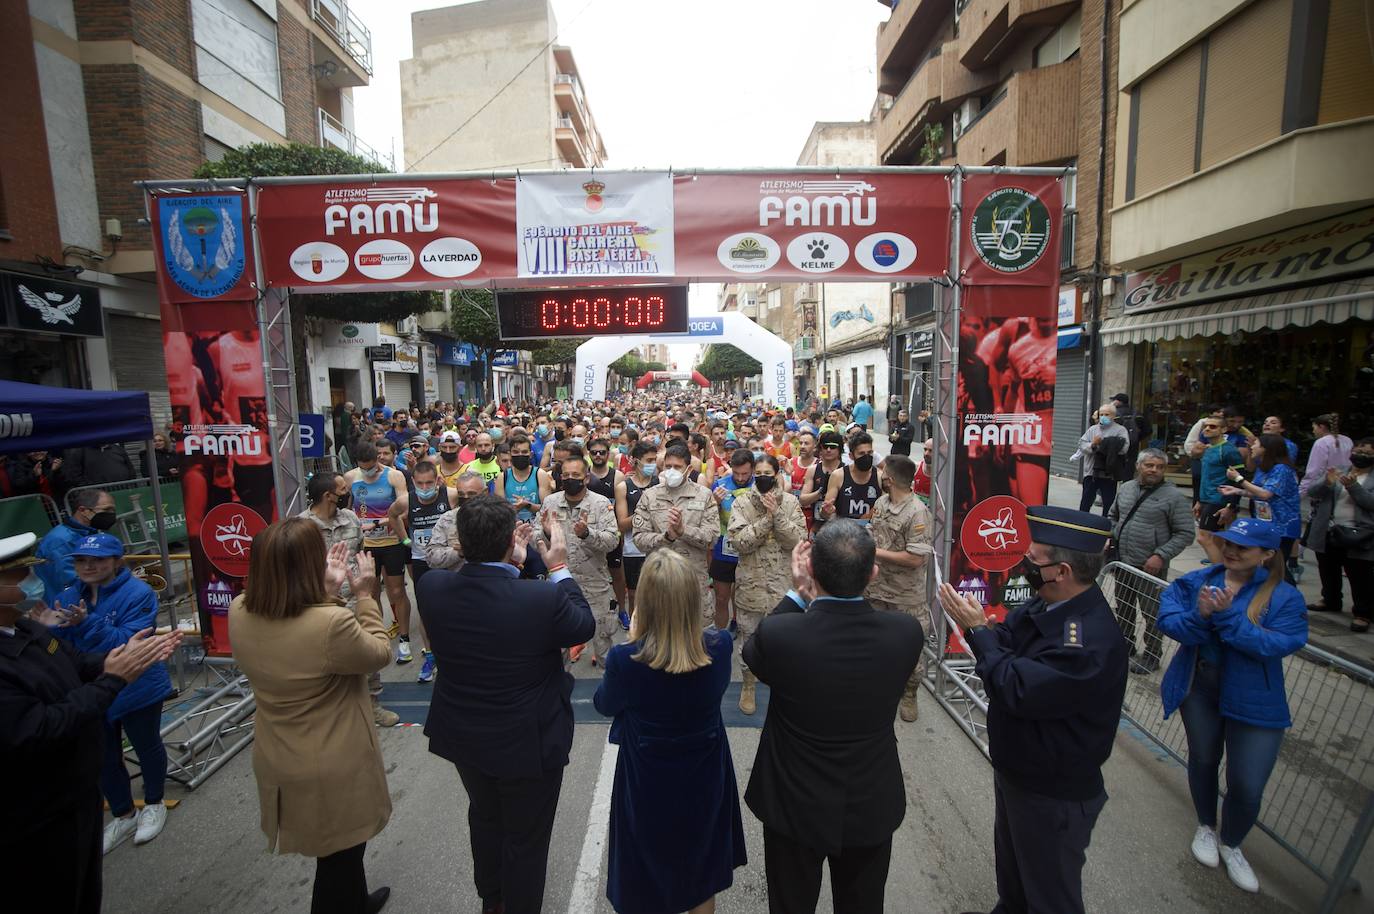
[496,285,689,340]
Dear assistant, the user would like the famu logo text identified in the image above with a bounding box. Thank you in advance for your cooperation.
[970,187,1051,274]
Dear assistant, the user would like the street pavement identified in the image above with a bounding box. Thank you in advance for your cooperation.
[104,437,1372,913]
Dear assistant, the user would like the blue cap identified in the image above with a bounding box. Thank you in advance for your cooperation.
[70,533,124,558]
[785,419,800,432]
[1026,505,1113,553]
[1212,518,1281,550]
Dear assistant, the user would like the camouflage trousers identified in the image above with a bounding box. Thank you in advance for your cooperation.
[584,585,616,662]
[870,597,931,691]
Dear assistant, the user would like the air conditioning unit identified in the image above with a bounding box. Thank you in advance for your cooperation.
[397,316,419,335]
[417,311,449,332]
[952,99,980,139]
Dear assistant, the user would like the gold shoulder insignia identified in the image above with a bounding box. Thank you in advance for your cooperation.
[47,638,59,654]
[1063,619,1083,649]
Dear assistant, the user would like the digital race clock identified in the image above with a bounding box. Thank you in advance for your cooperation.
[496,285,690,340]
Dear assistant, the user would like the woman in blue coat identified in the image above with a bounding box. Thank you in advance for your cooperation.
[1157,518,1307,896]
[50,533,174,856]
[593,549,746,914]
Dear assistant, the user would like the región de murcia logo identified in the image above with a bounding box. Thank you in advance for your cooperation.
[970,187,1051,273]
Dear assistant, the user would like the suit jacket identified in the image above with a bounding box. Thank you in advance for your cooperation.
[418,563,595,779]
[228,594,392,857]
[742,593,923,854]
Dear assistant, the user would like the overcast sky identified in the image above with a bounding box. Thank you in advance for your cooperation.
[348,0,890,368]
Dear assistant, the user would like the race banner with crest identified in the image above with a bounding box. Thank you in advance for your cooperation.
[946,174,1066,650]
[150,190,267,655]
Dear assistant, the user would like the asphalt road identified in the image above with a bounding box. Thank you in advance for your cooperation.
[100,627,1367,914]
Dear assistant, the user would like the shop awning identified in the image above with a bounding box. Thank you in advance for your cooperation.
[1057,327,1082,349]
[1098,277,1374,346]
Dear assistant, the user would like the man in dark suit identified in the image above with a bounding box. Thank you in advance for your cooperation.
[417,494,595,914]
[742,519,924,914]
[939,505,1128,914]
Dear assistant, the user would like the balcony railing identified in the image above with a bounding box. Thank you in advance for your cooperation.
[318,108,393,170]
[310,0,373,76]
[793,336,817,361]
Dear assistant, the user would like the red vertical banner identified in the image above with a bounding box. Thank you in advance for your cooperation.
[151,191,267,656]
[947,175,1065,650]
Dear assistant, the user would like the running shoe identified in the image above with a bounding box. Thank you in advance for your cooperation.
[396,638,413,664]
[1219,845,1259,893]
[417,651,437,683]
[134,803,167,845]
[617,603,630,631]
[103,815,137,855]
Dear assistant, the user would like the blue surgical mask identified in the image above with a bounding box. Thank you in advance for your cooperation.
[641,463,657,476]
[1099,415,1112,427]
[15,570,44,611]
[752,450,765,461]
[489,429,503,443]
[415,487,438,501]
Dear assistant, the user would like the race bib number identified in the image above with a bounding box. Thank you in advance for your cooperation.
[414,529,434,547]
[1255,502,1273,522]
[721,537,739,558]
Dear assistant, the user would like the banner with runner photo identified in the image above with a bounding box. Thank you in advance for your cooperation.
[673,171,951,280]
[516,171,675,279]
[153,190,271,656]
[945,282,1059,651]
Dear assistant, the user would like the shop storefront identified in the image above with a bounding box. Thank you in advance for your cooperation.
[1051,284,1088,477]
[1099,207,1374,470]
[432,337,483,405]
[0,270,105,388]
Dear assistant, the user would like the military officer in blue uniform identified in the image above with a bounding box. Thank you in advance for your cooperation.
[939,505,1128,914]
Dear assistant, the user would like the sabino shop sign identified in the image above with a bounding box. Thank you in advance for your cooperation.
[1123,207,1374,314]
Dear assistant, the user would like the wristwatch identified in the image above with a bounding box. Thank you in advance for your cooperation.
[966,624,990,636]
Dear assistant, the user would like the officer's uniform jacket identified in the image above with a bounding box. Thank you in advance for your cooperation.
[727,489,806,613]
[964,585,1128,801]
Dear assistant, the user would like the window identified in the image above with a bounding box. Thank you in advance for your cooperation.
[767,288,782,310]
[1033,9,1082,68]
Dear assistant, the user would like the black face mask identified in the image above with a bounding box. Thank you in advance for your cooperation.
[1019,557,1060,591]
[336,493,352,509]
[1353,454,1374,469]
[511,455,532,470]
[89,510,118,531]
[854,454,874,472]
[562,478,585,496]
[441,450,460,462]
[754,475,777,493]
[476,450,494,461]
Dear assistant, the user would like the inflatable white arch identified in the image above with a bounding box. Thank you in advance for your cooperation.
[573,312,793,406]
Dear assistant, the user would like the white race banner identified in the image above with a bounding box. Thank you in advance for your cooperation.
[516,172,675,279]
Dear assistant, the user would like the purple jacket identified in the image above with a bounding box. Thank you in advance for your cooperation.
[1301,434,1352,496]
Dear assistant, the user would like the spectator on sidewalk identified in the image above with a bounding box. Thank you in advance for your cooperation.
[36,489,116,602]
[1157,518,1307,895]
[1304,438,1374,631]
[1110,393,1149,466]
[139,433,179,481]
[887,409,916,457]
[5,450,64,498]
[1220,435,1301,584]
[1184,406,1226,505]
[1109,449,1196,674]
[1257,416,1299,464]
[885,394,901,432]
[1079,404,1130,517]
[1300,413,1353,497]
[61,443,135,490]
[852,394,873,430]
[1194,417,1247,565]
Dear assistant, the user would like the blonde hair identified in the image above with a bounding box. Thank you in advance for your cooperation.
[1248,549,1287,624]
[629,550,711,673]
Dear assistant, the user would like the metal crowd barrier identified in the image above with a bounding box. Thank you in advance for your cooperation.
[304,455,340,479]
[1100,560,1374,912]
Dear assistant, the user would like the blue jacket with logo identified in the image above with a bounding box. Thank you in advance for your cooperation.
[1158,565,1307,729]
[35,518,99,602]
[52,567,173,723]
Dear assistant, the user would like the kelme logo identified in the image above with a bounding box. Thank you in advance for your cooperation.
[970,187,1051,274]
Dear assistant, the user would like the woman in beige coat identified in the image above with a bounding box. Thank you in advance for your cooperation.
[229,517,393,914]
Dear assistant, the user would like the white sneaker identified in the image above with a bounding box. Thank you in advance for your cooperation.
[396,639,413,664]
[134,802,167,845]
[1191,825,1219,867]
[1219,844,1260,893]
[103,815,137,855]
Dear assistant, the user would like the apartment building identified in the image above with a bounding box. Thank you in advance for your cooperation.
[873,0,1113,469]
[1097,0,1374,465]
[3,0,379,420]
[400,0,607,173]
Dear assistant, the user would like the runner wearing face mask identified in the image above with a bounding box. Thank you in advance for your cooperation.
[631,442,718,622]
[343,441,411,669]
[435,431,466,489]
[614,443,658,626]
[822,433,882,526]
[461,432,502,493]
[386,460,449,675]
[496,433,553,579]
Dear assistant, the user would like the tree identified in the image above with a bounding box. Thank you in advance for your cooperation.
[698,344,761,384]
[448,290,503,403]
[194,143,441,411]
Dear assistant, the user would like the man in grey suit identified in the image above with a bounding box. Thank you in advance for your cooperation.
[1108,448,1196,673]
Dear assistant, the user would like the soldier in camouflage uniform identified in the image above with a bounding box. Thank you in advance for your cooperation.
[864,455,935,722]
[421,471,489,570]
[727,453,807,714]
[632,443,720,622]
[534,446,620,665]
